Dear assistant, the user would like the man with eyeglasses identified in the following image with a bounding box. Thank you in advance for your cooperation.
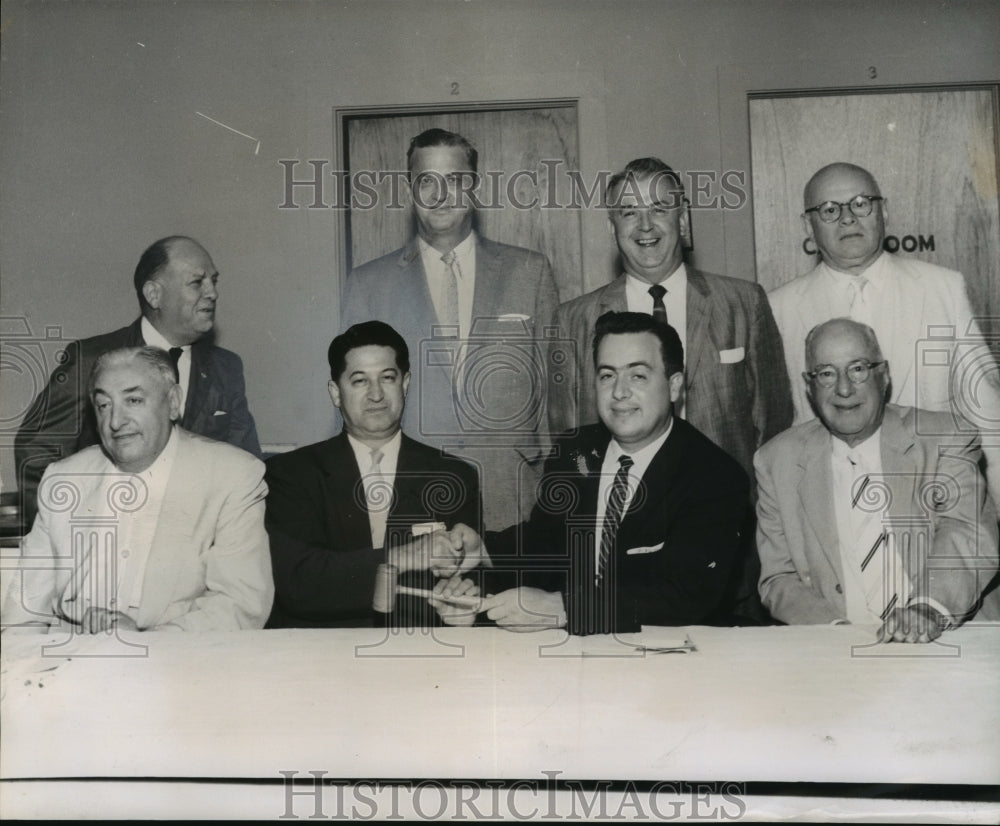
[341,128,558,533]
[755,318,998,642]
[767,162,1000,512]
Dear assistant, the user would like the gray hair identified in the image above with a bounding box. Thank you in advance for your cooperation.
[88,345,179,397]
[804,317,883,368]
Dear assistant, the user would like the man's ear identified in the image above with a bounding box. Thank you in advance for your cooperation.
[143,279,162,310]
[167,383,182,421]
[801,212,815,243]
[327,379,342,410]
[402,372,411,397]
[668,371,684,403]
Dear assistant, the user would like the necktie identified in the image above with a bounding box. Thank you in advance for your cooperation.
[598,454,634,584]
[364,448,389,550]
[847,277,869,325]
[168,347,183,381]
[648,284,668,324]
[440,250,461,328]
[847,456,911,622]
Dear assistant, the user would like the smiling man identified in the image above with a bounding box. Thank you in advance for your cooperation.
[3,346,274,633]
[755,318,999,642]
[263,321,485,628]
[473,311,751,635]
[341,128,559,533]
[15,235,261,531]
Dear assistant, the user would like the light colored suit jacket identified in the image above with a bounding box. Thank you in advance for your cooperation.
[547,269,792,479]
[4,428,273,632]
[767,253,1000,426]
[341,235,559,531]
[755,405,999,625]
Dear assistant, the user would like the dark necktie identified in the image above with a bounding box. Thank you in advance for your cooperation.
[598,454,634,584]
[648,284,668,324]
[168,347,183,381]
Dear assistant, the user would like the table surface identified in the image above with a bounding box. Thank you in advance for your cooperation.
[2,624,998,784]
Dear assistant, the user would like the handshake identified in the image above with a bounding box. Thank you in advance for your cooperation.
[386,522,490,578]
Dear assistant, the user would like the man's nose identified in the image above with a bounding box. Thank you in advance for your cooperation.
[368,382,384,401]
[637,209,653,231]
[109,403,127,430]
[838,207,857,225]
[834,369,854,396]
[203,279,218,300]
[612,375,631,399]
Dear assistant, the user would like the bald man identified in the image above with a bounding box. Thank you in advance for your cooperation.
[767,162,1000,513]
[15,236,261,529]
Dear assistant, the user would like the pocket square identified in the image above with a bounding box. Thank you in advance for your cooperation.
[498,313,531,321]
[213,410,228,416]
[626,542,664,555]
[719,346,745,364]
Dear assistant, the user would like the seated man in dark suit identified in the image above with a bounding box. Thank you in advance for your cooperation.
[264,321,485,628]
[15,236,261,530]
[464,311,751,634]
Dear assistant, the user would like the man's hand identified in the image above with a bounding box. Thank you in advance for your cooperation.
[447,522,492,574]
[81,607,139,635]
[877,604,946,644]
[428,574,481,626]
[388,530,462,575]
[480,587,566,632]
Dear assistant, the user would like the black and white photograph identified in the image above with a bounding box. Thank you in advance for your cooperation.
[1,0,998,821]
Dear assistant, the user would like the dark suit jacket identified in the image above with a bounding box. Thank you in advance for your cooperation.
[756,404,1000,625]
[547,269,792,480]
[14,318,261,528]
[489,419,751,634]
[341,235,559,532]
[264,431,482,628]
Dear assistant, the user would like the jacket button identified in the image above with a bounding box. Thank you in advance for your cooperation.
[835,584,843,594]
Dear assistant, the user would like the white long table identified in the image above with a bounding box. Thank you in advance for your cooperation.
[3,623,998,789]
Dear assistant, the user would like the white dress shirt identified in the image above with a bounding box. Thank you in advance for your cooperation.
[347,430,402,549]
[142,316,191,411]
[419,231,476,340]
[593,421,673,570]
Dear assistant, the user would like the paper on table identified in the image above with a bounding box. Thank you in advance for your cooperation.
[538,628,696,657]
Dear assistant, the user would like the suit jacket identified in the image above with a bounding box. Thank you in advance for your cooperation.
[3,429,274,631]
[264,431,482,628]
[755,405,999,625]
[767,253,1000,427]
[341,235,559,531]
[15,318,261,528]
[548,269,792,481]
[489,419,751,634]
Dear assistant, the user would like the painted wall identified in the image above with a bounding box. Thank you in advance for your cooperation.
[2,0,999,489]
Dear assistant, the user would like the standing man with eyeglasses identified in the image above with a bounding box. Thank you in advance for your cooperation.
[767,162,1000,512]
[755,318,998,641]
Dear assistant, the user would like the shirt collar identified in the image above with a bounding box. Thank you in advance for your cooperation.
[625,261,686,289]
[605,418,674,477]
[418,229,476,260]
[830,427,882,467]
[346,429,403,468]
[141,317,189,353]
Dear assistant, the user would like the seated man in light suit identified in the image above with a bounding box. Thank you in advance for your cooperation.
[15,235,262,530]
[755,318,999,643]
[264,321,485,628]
[767,162,1000,511]
[341,128,559,533]
[3,346,274,633]
[465,311,751,635]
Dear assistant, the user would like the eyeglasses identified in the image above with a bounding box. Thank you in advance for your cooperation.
[804,194,883,223]
[806,360,886,388]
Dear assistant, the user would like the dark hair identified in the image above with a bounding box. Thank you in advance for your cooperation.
[606,157,684,208]
[89,345,179,397]
[406,128,478,174]
[133,235,194,314]
[592,311,684,377]
[328,320,410,381]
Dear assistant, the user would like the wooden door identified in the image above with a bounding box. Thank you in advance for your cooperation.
[749,87,1000,345]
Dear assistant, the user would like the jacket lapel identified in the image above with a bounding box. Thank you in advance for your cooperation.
[685,269,713,387]
[136,430,193,628]
[318,434,371,549]
[797,429,843,580]
[598,275,628,314]
[879,405,919,522]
